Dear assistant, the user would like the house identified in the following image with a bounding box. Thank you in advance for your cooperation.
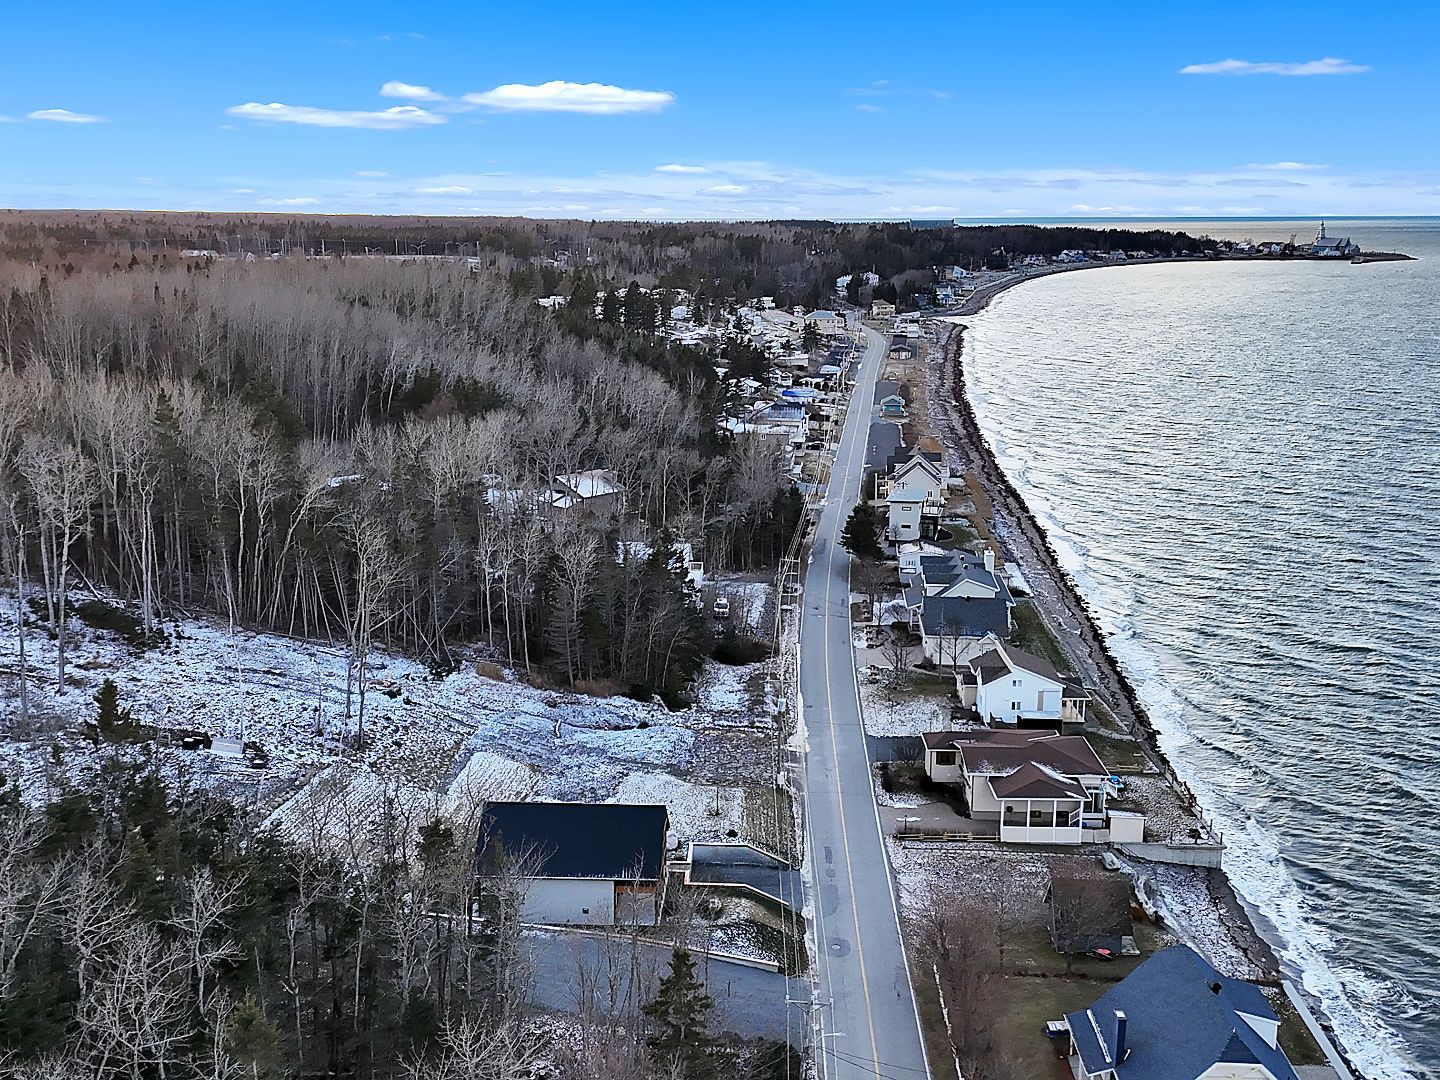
[957,641,1090,728]
[477,802,670,926]
[880,393,907,419]
[1047,862,1136,957]
[906,547,1011,601]
[896,540,951,575]
[920,729,1143,844]
[877,451,945,504]
[552,470,625,518]
[804,310,846,338]
[938,265,970,282]
[886,488,927,542]
[914,596,1012,666]
[1311,221,1358,258]
[870,299,896,319]
[1059,946,1301,1080]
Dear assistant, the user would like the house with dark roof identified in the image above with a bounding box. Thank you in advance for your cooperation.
[920,729,1143,845]
[477,802,670,926]
[957,640,1090,728]
[1059,945,1300,1080]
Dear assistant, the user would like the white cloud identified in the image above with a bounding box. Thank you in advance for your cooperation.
[226,102,445,129]
[856,103,884,113]
[461,81,674,114]
[655,164,708,174]
[380,81,445,102]
[355,170,390,177]
[1243,161,1329,171]
[27,109,107,124]
[260,197,321,206]
[414,185,472,194]
[0,116,14,123]
[1180,57,1369,76]
[702,183,748,194]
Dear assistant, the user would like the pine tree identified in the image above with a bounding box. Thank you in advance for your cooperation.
[227,994,282,1080]
[94,677,136,738]
[643,947,721,1079]
[840,503,883,560]
[801,320,821,353]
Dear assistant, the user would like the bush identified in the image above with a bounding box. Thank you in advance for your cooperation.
[75,600,167,651]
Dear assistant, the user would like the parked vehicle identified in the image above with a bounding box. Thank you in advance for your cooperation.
[713,596,731,619]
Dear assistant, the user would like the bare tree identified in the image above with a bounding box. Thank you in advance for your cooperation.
[20,434,97,693]
[342,507,406,749]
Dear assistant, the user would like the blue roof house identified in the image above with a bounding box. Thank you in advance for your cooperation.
[1061,946,1300,1080]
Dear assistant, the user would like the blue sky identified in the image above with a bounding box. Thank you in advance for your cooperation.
[3,0,1438,219]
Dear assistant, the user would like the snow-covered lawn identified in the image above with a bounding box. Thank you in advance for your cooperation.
[857,675,951,736]
[611,771,745,845]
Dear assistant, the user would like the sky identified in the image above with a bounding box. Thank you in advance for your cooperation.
[3,0,1439,221]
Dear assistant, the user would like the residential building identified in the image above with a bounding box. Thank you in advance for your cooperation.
[1059,946,1301,1080]
[870,299,896,319]
[957,641,1090,728]
[886,488,927,542]
[920,729,1143,845]
[477,801,671,926]
[913,595,1012,666]
[552,470,625,518]
[880,393,907,418]
[805,310,846,338]
[876,451,945,504]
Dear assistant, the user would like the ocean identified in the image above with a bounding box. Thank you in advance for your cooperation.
[960,219,1440,1079]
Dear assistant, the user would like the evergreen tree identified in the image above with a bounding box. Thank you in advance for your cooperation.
[227,994,282,1080]
[801,320,821,353]
[600,288,621,323]
[643,947,721,1079]
[93,677,136,738]
[840,503,884,560]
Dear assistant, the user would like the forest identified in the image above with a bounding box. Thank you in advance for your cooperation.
[0,230,806,717]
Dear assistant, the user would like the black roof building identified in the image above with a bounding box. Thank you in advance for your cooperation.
[477,802,669,881]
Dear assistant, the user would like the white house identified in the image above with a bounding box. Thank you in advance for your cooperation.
[876,452,945,507]
[478,802,671,926]
[886,488,926,542]
[920,729,1142,845]
[870,299,896,319]
[957,641,1090,728]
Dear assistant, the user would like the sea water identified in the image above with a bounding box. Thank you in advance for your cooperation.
[962,219,1440,1079]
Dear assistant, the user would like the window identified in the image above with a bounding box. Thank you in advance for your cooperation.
[933,751,956,766]
[1010,701,1021,711]
[582,908,590,915]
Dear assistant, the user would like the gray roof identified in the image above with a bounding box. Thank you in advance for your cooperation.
[478,802,669,881]
[888,487,927,504]
[1065,946,1298,1080]
[917,595,1010,639]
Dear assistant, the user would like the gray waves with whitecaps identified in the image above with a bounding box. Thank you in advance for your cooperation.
[962,219,1440,1080]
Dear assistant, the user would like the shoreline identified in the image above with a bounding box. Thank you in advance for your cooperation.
[921,280,1373,1076]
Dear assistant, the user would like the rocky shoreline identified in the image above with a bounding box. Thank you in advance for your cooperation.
[920,298,1366,1076]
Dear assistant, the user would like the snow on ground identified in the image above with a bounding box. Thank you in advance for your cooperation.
[857,676,950,736]
[611,771,745,845]
[0,592,776,852]
[718,579,773,635]
[886,838,1052,917]
[692,659,769,725]
[871,765,933,809]
[1144,863,1267,981]
[1121,775,1204,841]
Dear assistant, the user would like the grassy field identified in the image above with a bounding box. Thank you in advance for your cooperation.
[1009,601,1074,674]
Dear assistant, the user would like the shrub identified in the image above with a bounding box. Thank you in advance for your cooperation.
[712,627,771,666]
[75,600,168,651]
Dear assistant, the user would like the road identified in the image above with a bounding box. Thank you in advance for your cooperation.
[800,323,930,1080]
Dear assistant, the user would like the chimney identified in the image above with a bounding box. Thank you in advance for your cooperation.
[983,547,996,573]
[1113,1010,1128,1062]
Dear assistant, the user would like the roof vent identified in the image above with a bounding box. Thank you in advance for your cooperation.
[1210,981,1223,995]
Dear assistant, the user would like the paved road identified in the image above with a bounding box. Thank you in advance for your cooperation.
[800,325,930,1079]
